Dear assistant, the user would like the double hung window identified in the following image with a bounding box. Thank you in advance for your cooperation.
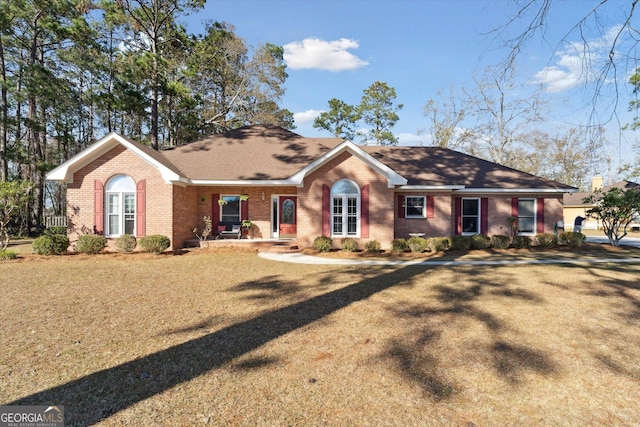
[331,180,359,237]
[105,175,135,236]
[405,196,426,218]
[517,199,536,235]
[462,198,479,234]
[220,195,241,223]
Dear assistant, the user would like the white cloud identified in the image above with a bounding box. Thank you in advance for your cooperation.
[398,133,430,146]
[531,25,622,93]
[283,38,369,71]
[294,109,324,124]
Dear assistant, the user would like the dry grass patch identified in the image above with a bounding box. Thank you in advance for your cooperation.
[1,249,639,425]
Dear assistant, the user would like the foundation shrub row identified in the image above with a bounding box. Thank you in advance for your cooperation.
[314,232,584,254]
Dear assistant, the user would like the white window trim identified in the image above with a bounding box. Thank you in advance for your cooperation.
[405,196,426,218]
[461,197,480,235]
[517,198,537,236]
[331,180,360,238]
[105,175,136,237]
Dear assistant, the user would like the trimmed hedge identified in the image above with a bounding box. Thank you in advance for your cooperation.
[559,231,586,247]
[407,236,428,253]
[490,234,510,249]
[115,234,137,253]
[139,235,171,254]
[450,235,472,251]
[535,233,558,248]
[32,235,69,255]
[313,236,333,252]
[76,234,108,254]
[341,238,358,252]
[391,238,409,254]
[427,237,450,252]
[364,240,381,253]
[513,235,532,249]
[470,234,490,250]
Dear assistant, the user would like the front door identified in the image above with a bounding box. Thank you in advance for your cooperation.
[278,196,297,238]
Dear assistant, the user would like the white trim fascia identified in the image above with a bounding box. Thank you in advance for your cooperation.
[189,179,295,186]
[46,132,185,184]
[396,185,466,191]
[289,140,408,188]
[454,188,575,194]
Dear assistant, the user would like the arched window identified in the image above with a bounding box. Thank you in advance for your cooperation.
[331,179,360,237]
[105,175,136,236]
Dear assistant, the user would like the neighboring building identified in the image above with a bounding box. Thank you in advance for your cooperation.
[46,124,577,250]
[563,177,640,231]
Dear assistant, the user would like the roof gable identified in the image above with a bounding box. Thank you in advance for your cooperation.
[46,133,185,184]
[290,139,408,188]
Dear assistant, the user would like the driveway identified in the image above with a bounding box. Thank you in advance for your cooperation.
[586,235,640,248]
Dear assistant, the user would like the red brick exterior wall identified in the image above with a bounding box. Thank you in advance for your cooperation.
[67,145,567,250]
[66,145,174,249]
[297,151,395,249]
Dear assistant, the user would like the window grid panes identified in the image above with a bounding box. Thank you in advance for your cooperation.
[462,199,479,234]
[333,197,343,234]
[221,196,240,223]
[330,180,360,237]
[105,175,136,237]
[405,196,425,218]
[518,199,535,234]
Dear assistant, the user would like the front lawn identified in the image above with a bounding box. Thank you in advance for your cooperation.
[1,249,639,425]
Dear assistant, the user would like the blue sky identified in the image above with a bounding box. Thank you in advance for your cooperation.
[182,0,638,155]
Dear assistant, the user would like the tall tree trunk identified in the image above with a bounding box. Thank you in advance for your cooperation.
[0,36,7,181]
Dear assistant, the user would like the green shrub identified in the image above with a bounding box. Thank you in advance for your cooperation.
[490,234,510,249]
[407,236,429,253]
[139,234,171,254]
[449,235,472,251]
[364,240,381,253]
[535,233,558,248]
[0,250,17,260]
[470,234,490,250]
[427,237,450,252]
[75,234,108,254]
[32,235,69,255]
[391,238,409,253]
[559,231,586,247]
[341,238,358,252]
[43,226,67,236]
[115,234,137,253]
[513,235,532,249]
[312,236,333,252]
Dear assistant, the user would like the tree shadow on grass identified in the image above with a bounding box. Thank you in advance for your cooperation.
[6,264,427,425]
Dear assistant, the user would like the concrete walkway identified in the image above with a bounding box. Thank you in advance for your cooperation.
[258,236,640,266]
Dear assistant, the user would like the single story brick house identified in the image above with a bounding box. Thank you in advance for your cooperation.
[46,124,576,250]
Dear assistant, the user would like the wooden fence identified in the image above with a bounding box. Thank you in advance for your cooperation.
[45,216,67,228]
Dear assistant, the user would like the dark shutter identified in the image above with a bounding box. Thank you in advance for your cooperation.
[481,197,489,234]
[212,193,220,228]
[322,184,330,236]
[426,196,435,219]
[360,185,369,238]
[136,180,146,237]
[536,198,545,234]
[241,198,249,222]
[511,197,519,218]
[398,195,405,219]
[454,197,461,235]
[94,180,104,234]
